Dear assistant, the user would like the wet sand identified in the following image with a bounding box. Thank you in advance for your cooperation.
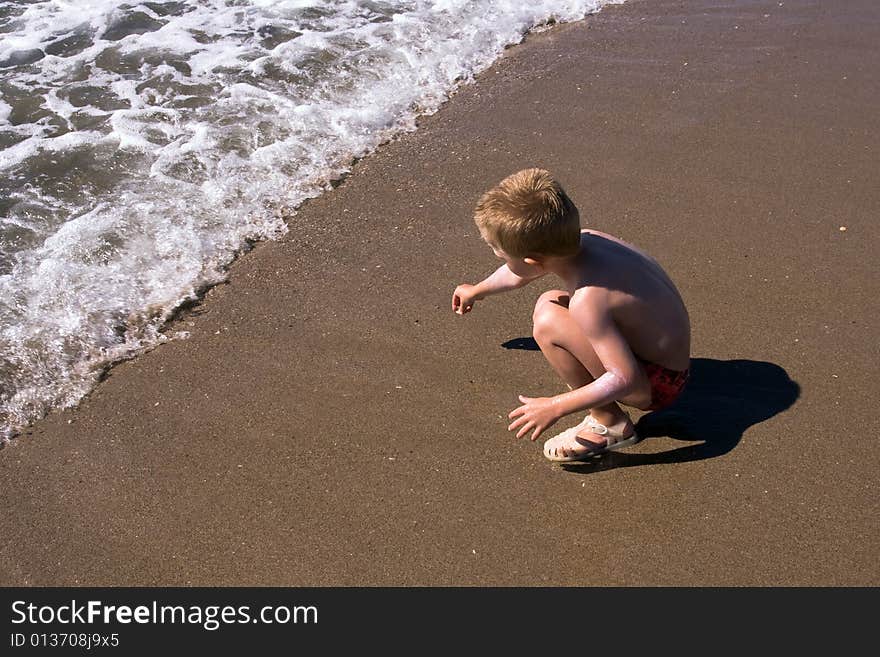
[1,0,877,585]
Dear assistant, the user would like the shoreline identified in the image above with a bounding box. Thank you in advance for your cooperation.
[1,0,877,585]
[0,2,623,446]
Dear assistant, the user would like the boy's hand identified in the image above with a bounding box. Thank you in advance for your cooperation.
[507,394,562,441]
[452,284,479,315]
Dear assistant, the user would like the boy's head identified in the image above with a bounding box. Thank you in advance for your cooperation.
[474,168,580,260]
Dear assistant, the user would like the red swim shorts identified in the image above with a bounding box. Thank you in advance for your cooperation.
[642,361,690,411]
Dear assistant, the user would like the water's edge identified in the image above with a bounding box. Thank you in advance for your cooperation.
[1,2,626,443]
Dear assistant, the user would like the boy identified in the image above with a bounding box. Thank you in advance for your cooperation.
[452,168,691,462]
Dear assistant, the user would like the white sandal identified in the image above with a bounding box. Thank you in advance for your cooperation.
[543,415,640,462]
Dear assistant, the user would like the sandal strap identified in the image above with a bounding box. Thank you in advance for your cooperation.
[586,415,636,443]
[585,416,609,435]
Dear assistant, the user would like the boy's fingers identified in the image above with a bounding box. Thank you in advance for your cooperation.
[508,406,524,419]
[516,421,534,439]
[531,426,542,441]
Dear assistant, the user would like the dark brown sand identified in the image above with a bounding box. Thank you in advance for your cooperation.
[1,0,877,586]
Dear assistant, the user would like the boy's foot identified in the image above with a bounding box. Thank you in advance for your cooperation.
[543,414,638,462]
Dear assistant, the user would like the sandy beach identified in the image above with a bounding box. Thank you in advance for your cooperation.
[1,0,877,586]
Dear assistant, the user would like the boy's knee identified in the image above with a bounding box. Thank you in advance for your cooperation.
[532,290,567,339]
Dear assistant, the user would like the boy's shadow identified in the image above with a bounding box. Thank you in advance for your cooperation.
[501,339,800,473]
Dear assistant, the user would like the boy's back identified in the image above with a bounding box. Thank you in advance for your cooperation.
[569,229,690,373]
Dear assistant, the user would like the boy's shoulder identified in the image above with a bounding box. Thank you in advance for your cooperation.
[580,227,628,248]
[567,286,614,336]
[569,282,611,314]
[581,227,655,263]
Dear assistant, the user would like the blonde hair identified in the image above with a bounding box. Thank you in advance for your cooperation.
[474,168,580,258]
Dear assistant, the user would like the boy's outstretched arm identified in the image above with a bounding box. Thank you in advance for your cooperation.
[452,264,545,315]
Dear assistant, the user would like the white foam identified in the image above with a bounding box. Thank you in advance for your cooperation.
[0,99,10,124]
[0,130,105,170]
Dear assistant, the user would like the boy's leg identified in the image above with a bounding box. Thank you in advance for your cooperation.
[532,290,632,428]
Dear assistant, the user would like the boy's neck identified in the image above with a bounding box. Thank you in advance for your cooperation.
[537,249,584,290]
